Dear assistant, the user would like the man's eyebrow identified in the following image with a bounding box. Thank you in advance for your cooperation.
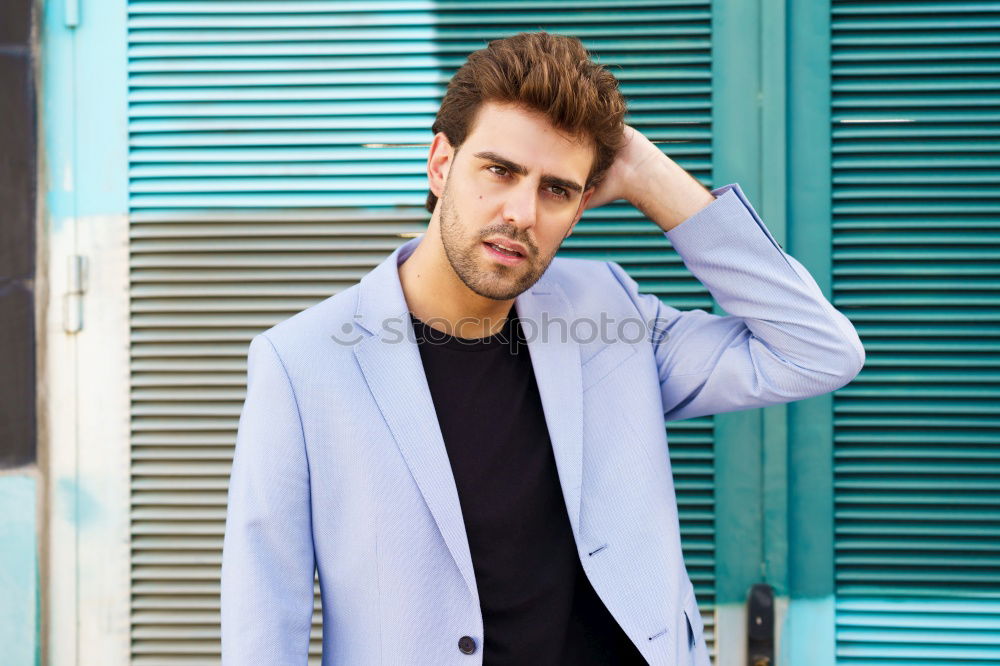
[472,150,584,194]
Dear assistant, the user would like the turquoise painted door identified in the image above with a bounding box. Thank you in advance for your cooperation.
[828,1,1000,663]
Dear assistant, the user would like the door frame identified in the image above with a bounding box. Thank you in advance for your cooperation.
[40,0,132,664]
[711,0,837,664]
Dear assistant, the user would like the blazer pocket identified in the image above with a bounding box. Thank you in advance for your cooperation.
[581,343,637,393]
[682,591,705,653]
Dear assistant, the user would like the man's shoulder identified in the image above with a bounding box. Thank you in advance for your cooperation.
[538,256,647,325]
[258,282,362,356]
[544,255,629,302]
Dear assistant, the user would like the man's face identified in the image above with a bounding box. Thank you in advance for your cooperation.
[433,101,595,301]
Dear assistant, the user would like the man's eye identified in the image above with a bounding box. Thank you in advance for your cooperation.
[488,165,567,199]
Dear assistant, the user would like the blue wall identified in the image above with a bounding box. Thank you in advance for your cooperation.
[0,475,38,666]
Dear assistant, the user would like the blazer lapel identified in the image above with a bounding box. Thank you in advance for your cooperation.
[351,237,585,605]
[351,238,479,601]
[514,280,584,538]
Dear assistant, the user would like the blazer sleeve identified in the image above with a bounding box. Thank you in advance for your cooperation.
[606,182,865,423]
[221,333,315,664]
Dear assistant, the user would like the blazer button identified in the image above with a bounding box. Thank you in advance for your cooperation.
[458,635,477,655]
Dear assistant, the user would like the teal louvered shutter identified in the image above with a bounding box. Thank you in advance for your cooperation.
[126,2,717,663]
[830,1,1000,663]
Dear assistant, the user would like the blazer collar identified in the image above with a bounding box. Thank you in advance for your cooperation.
[350,235,584,602]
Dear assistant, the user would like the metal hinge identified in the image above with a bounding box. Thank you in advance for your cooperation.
[63,254,87,334]
[65,0,80,28]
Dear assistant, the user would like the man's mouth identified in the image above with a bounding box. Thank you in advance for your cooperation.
[482,241,526,265]
[485,241,522,257]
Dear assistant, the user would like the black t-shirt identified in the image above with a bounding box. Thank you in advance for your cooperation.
[411,304,647,665]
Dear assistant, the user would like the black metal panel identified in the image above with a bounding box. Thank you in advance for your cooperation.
[0,0,35,469]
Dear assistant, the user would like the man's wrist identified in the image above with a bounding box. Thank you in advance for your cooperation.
[626,151,716,232]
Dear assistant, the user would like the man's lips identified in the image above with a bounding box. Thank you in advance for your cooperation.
[482,241,526,265]
[483,237,527,256]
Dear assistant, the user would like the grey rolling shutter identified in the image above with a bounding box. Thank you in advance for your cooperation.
[126,2,716,662]
[831,1,1000,662]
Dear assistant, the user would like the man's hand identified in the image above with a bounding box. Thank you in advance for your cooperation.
[583,124,661,210]
[584,124,717,232]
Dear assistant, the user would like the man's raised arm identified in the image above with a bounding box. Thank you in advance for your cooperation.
[608,181,865,422]
[583,126,864,422]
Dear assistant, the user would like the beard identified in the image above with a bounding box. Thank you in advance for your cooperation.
[437,174,558,301]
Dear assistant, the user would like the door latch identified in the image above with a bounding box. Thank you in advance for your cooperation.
[747,583,774,666]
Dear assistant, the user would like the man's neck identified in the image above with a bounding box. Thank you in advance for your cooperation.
[398,231,515,339]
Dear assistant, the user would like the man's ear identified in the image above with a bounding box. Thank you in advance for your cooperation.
[565,186,596,239]
[427,132,454,199]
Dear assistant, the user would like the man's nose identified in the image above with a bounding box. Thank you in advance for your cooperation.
[501,181,538,231]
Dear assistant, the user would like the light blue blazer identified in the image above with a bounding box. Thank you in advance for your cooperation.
[221,183,865,665]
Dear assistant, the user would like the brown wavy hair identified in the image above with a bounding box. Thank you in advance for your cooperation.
[425,31,629,214]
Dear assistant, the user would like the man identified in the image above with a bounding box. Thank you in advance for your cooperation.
[221,32,865,665]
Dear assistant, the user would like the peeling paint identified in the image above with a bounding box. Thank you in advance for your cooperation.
[56,476,99,528]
